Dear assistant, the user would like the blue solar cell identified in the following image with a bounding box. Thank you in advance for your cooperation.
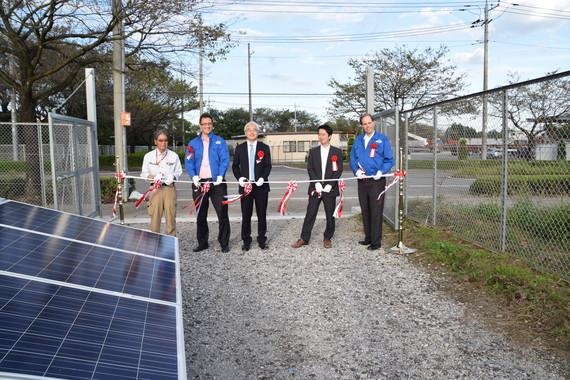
[0,201,184,379]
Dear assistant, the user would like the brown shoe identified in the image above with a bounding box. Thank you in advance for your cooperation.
[291,239,307,248]
[323,239,332,249]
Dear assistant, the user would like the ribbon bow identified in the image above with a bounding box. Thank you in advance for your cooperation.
[134,179,162,209]
[111,171,127,218]
[333,180,346,219]
[222,182,253,205]
[277,180,298,216]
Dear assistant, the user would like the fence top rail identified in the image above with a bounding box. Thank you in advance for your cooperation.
[402,69,570,113]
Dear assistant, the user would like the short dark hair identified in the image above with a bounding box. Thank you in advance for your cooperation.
[359,113,373,125]
[199,112,213,124]
[318,123,333,136]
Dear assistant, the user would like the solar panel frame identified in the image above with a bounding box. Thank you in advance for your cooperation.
[0,200,187,380]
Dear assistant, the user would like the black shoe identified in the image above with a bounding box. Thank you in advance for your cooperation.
[259,242,268,250]
[359,240,371,245]
[193,243,209,252]
[242,243,251,251]
[221,246,230,253]
[367,244,380,251]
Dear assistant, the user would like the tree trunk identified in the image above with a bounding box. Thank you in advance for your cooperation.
[20,89,44,203]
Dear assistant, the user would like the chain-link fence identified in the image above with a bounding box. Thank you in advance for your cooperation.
[402,71,570,280]
[0,114,101,217]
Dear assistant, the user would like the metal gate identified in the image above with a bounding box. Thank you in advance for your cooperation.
[373,108,400,230]
[48,113,101,217]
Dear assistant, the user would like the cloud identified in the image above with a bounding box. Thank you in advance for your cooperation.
[454,48,483,65]
[263,73,314,87]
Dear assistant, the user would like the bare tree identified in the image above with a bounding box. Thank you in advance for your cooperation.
[327,45,466,122]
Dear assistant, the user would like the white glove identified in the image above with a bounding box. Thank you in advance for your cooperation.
[314,182,323,193]
[213,175,223,186]
[323,184,332,193]
[355,169,365,179]
[192,175,200,187]
[163,173,174,186]
[373,170,383,180]
[255,177,264,187]
[153,173,163,184]
[238,177,247,187]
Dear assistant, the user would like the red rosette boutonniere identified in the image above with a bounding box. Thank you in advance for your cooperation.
[256,150,264,164]
[186,146,194,160]
[331,154,338,172]
[369,142,378,158]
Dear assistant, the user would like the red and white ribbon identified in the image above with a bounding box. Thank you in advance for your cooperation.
[222,182,253,205]
[135,179,162,209]
[376,170,405,201]
[111,171,126,218]
[277,180,298,216]
[192,182,211,214]
[333,180,346,219]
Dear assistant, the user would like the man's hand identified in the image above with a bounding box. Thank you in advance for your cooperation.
[238,177,247,187]
[373,170,383,180]
[323,184,332,193]
[355,169,365,179]
[255,177,264,187]
[213,176,223,186]
[314,182,323,193]
[192,176,200,187]
[153,173,163,184]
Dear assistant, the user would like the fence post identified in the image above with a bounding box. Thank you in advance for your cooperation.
[432,106,438,226]
[390,147,417,255]
[500,90,509,252]
[404,112,409,216]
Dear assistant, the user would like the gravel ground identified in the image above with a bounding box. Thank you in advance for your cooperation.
[174,217,569,380]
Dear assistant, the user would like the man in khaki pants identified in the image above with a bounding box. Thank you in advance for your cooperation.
[140,129,183,236]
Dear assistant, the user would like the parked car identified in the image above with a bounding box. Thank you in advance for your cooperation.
[482,148,501,159]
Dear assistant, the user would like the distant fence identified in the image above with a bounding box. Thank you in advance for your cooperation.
[0,113,101,217]
[401,71,570,280]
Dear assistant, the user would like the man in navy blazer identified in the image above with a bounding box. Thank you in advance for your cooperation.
[292,124,343,249]
[232,121,272,251]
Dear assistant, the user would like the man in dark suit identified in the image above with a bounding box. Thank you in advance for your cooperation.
[232,121,272,251]
[292,124,343,249]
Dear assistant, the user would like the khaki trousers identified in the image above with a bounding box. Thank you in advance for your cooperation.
[147,185,177,236]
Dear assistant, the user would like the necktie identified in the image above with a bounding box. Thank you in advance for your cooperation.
[249,144,255,181]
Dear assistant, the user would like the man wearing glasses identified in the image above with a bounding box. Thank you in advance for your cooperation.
[185,113,231,253]
[140,129,183,236]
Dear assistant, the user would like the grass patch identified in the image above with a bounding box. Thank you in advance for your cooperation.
[404,220,570,344]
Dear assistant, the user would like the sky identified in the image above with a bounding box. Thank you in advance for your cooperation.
[185,0,570,123]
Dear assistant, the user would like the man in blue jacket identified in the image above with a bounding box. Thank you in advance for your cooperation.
[185,112,231,253]
[350,113,394,252]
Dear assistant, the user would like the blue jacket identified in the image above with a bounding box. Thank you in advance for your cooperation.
[185,133,229,179]
[350,131,394,175]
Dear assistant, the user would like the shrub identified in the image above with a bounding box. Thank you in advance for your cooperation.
[100,176,135,203]
[469,175,570,196]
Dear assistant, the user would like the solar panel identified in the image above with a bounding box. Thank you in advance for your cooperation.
[0,200,186,380]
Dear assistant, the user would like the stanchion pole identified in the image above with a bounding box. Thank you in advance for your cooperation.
[116,156,125,225]
[391,147,416,255]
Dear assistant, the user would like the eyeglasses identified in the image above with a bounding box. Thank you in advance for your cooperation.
[156,139,168,142]
[200,123,213,126]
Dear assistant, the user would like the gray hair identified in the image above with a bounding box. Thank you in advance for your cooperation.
[153,129,169,140]
[244,121,261,134]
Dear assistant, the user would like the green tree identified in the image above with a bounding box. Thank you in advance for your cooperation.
[0,1,231,196]
[328,45,466,121]
[443,122,478,142]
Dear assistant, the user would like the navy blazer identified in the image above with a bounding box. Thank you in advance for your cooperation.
[306,145,343,197]
[232,141,272,194]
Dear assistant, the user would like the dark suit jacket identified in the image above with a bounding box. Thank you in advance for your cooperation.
[306,145,343,197]
[232,141,272,194]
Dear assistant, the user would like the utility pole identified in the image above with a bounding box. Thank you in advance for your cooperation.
[112,0,127,199]
[481,0,489,159]
[294,103,297,132]
[248,43,253,121]
[198,29,204,116]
